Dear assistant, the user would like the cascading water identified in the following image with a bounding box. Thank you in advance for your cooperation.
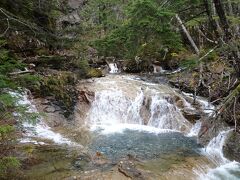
[198,130,240,180]
[183,96,240,179]
[187,120,202,137]
[11,91,79,146]
[147,94,189,130]
[13,75,239,179]
[108,63,119,73]
[81,75,240,179]
[85,76,192,133]
[205,130,232,164]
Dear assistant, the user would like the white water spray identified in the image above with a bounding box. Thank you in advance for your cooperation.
[187,120,202,137]
[85,75,192,133]
[109,63,119,73]
[198,130,240,180]
[11,91,79,146]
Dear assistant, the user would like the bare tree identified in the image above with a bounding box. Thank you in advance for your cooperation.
[213,0,232,41]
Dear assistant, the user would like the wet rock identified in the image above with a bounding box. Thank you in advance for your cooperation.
[73,154,91,170]
[175,99,185,109]
[118,159,145,180]
[182,108,201,123]
[79,90,95,104]
[43,104,61,113]
[198,117,228,146]
[223,131,240,162]
[140,96,152,125]
[86,79,95,83]
[92,151,110,167]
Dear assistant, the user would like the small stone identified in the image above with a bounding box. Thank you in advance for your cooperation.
[41,99,50,105]
[44,106,56,113]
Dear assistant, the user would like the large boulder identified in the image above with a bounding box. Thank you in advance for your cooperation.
[223,131,240,162]
[181,108,201,123]
[198,117,227,146]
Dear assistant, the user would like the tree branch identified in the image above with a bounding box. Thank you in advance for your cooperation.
[0,18,10,37]
[0,7,36,34]
[199,45,218,61]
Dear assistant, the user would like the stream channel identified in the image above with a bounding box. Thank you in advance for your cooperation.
[16,74,240,180]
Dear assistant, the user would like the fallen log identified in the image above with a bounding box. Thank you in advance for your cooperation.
[9,70,35,76]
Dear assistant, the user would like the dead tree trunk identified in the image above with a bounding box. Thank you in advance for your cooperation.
[176,14,201,103]
[213,0,232,41]
[175,14,200,55]
[202,0,219,39]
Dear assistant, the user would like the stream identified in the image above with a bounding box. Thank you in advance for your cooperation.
[15,73,240,179]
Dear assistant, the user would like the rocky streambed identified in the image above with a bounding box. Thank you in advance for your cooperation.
[17,74,240,180]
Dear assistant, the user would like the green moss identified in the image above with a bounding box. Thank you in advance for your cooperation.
[75,59,90,77]
[0,93,16,108]
[87,68,103,78]
[16,74,42,93]
[40,72,77,117]
[0,156,21,179]
[180,55,199,69]
[0,125,15,139]
[0,124,21,179]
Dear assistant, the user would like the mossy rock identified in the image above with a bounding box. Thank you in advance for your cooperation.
[40,71,78,117]
[87,68,103,78]
[223,131,240,162]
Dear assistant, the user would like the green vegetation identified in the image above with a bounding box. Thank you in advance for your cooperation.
[40,72,77,117]
[0,37,40,178]
[0,0,240,177]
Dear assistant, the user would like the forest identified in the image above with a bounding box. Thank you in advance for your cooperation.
[0,0,240,179]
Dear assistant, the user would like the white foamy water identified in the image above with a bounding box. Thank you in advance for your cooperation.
[197,130,240,180]
[147,94,190,130]
[86,78,192,133]
[187,120,202,137]
[10,91,79,146]
[198,97,216,115]
[86,76,188,134]
[182,92,215,115]
[82,75,240,179]
[109,63,119,73]
[198,161,240,180]
[22,121,78,146]
[91,123,179,135]
[181,92,240,179]
[204,130,232,164]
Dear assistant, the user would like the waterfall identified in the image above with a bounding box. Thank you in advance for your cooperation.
[109,63,119,73]
[182,92,215,116]
[85,76,192,133]
[86,89,192,132]
[187,120,202,137]
[147,95,190,130]
[81,75,240,179]
[10,91,79,146]
[198,161,240,180]
[205,130,232,164]
[10,75,239,179]
[198,130,240,180]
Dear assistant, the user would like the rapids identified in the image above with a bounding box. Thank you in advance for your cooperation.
[16,74,240,179]
[81,75,194,133]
